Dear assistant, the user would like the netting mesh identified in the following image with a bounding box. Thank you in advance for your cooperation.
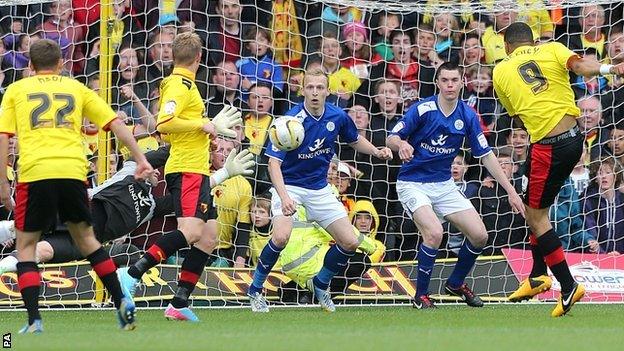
[0,0,623,307]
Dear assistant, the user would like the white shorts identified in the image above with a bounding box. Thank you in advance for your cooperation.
[396,178,474,222]
[270,184,347,228]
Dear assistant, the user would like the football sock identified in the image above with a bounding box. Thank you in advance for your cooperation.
[537,229,575,292]
[416,244,438,297]
[87,247,124,308]
[17,261,41,325]
[529,233,548,277]
[447,240,483,289]
[249,239,283,295]
[171,246,209,308]
[129,230,188,279]
[313,244,355,291]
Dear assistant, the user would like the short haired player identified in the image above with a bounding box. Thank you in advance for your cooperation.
[493,22,624,317]
[387,62,525,309]
[247,69,392,312]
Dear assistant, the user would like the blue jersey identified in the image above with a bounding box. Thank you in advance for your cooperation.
[390,95,491,183]
[265,103,359,190]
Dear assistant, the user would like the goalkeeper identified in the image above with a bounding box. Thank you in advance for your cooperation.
[0,146,255,277]
[277,197,385,302]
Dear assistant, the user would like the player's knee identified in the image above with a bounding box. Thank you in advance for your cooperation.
[472,233,488,248]
[422,227,444,247]
[180,227,203,244]
[37,241,54,263]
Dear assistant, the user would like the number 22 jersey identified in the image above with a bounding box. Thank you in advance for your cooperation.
[0,75,117,182]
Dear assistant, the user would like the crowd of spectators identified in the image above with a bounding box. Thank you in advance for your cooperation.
[1,0,624,265]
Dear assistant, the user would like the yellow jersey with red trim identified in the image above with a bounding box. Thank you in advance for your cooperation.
[212,175,252,250]
[0,74,116,182]
[156,67,209,175]
[493,42,581,143]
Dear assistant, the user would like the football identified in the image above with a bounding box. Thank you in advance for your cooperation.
[268,117,305,151]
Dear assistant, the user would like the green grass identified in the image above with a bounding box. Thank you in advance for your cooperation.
[2,304,623,351]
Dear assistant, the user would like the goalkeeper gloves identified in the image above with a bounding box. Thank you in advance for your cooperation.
[211,149,255,186]
[211,105,243,139]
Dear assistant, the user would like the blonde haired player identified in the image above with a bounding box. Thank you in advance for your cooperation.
[247,69,392,313]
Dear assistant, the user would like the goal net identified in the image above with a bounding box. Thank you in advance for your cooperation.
[0,0,623,308]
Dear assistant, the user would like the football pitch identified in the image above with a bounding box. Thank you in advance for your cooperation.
[2,304,623,351]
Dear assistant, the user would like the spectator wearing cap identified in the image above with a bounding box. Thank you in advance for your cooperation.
[340,21,381,79]
[331,161,357,214]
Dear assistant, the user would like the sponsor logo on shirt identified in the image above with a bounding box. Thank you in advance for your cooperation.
[431,134,448,146]
[420,134,456,155]
[308,138,326,152]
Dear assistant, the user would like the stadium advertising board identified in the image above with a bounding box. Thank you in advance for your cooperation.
[503,249,624,302]
[0,257,515,307]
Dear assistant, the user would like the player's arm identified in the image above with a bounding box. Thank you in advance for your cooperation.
[564,49,624,77]
[109,119,155,182]
[0,89,16,210]
[0,134,12,210]
[349,137,392,160]
[267,157,296,216]
[480,152,525,217]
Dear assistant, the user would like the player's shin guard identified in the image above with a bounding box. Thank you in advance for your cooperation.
[171,246,209,308]
[537,229,575,293]
[16,261,41,325]
[87,247,123,308]
[446,240,483,289]
[529,233,547,277]
[416,245,438,297]
[249,239,283,295]
[128,229,188,279]
[313,244,355,291]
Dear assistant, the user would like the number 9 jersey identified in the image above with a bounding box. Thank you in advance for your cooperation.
[492,42,581,143]
[0,75,117,182]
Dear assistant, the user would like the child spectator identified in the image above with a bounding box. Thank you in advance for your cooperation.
[349,200,385,263]
[248,193,272,267]
[39,0,86,75]
[340,22,381,78]
[237,27,284,100]
[459,33,484,69]
[372,12,400,61]
[432,12,460,64]
[506,128,529,173]
[550,177,597,252]
[463,65,495,134]
[320,34,361,105]
[582,157,624,254]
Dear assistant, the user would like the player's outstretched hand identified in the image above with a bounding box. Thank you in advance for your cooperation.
[374,147,393,160]
[281,196,297,216]
[209,105,243,139]
[397,141,414,162]
[0,182,14,211]
[508,191,526,218]
[224,149,255,177]
[134,159,156,182]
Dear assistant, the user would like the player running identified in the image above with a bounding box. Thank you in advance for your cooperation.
[0,39,155,333]
[246,69,392,313]
[387,62,525,309]
[493,22,624,317]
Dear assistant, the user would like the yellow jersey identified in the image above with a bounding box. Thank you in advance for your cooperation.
[0,74,117,182]
[248,229,271,267]
[243,113,273,156]
[156,67,209,175]
[212,175,252,250]
[493,42,581,143]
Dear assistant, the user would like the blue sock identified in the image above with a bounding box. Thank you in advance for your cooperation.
[249,240,283,294]
[447,239,483,289]
[313,244,355,291]
[416,244,438,297]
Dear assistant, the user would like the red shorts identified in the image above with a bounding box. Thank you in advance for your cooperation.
[524,126,583,209]
[165,172,215,221]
